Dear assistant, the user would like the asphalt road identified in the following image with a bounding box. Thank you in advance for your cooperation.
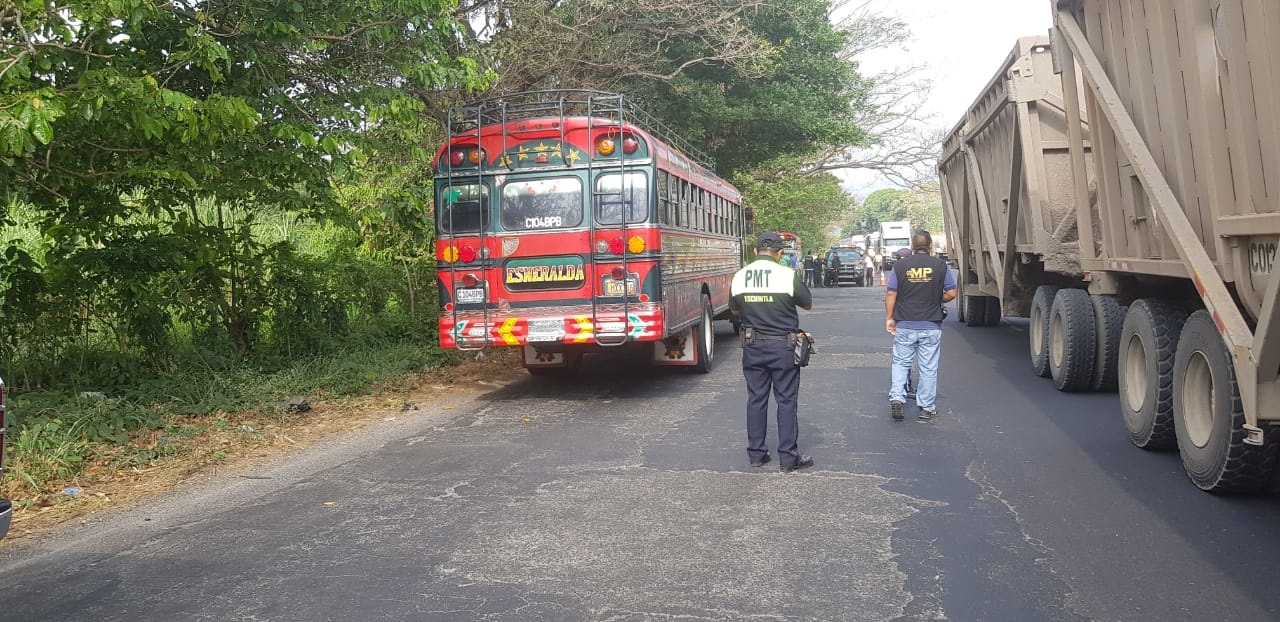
[3,284,1280,621]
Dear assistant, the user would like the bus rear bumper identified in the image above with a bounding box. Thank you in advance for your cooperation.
[440,304,665,349]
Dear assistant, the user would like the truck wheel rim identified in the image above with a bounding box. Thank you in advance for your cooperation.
[1123,334,1149,413]
[1183,350,1214,448]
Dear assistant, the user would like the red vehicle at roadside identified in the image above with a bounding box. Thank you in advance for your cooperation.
[433,91,752,374]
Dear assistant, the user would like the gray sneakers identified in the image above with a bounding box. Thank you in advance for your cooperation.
[891,401,905,421]
[917,409,936,421]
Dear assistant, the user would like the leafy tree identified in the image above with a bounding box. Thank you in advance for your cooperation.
[900,181,944,235]
[855,188,908,233]
[846,184,943,237]
[630,0,869,174]
[1,1,488,360]
[733,158,852,254]
[459,0,869,174]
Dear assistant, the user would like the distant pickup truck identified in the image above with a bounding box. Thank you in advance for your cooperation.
[1,376,10,539]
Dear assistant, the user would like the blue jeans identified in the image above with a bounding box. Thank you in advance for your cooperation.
[889,328,941,411]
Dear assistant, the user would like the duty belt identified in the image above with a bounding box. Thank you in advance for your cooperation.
[752,333,792,341]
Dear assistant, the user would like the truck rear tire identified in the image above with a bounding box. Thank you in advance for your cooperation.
[1090,296,1126,393]
[1030,285,1059,377]
[962,294,996,326]
[981,295,1001,326]
[1173,311,1278,492]
[1049,289,1096,392]
[1119,299,1186,450]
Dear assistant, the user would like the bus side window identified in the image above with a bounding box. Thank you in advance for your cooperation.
[701,188,711,231]
[658,170,670,225]
[680,179,691,229]
[692,187,700,231]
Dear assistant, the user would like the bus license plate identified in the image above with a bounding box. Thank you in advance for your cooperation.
[602,275,639,296]
[455,288,485,304]
[527,318,564,342]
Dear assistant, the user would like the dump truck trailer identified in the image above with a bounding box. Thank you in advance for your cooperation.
[939,0,1280,493]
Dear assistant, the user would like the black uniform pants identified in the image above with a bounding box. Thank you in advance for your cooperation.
[742,339,801,468]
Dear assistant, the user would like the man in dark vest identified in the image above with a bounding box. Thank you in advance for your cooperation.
[884,230,957,421]
[730,232,815,472]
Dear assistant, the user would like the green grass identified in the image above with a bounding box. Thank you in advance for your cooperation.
[3,339,461,495]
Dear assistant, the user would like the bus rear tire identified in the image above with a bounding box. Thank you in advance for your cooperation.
[693,294,715,373]
[1173,311,1278,492]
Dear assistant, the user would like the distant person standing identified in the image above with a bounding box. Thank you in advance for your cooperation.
[729,232,815,473]
[802,253,816,287]
[826,251,842,287]
[884,230,957,421]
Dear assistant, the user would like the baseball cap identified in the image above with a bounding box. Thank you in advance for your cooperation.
[895,247,912,258]
[756,232,784,249]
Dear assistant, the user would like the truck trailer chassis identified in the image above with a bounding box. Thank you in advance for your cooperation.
[940,1,1280,492]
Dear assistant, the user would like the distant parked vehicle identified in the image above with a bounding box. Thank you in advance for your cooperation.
[824,246,870,287]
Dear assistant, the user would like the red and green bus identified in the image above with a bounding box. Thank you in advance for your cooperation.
[432,91,752,374]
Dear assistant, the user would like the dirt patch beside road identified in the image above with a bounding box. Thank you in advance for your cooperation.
[0,350,524,545]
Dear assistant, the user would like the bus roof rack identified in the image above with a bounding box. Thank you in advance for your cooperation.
[446,89,716,173]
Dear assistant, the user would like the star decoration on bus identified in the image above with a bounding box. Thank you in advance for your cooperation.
[497,154,514,168]
[517,145,530,161]
[565,149,582,165]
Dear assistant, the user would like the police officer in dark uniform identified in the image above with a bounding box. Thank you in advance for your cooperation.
[729,232,815,472]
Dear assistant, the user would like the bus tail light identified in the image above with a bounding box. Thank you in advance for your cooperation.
[442,246,459,263]
[460,274,480,288]
[459,245,478,263]
[622,136,639,154]
[450,150,466,166]
[608,237,625,255]
[611,267,626,281]
[627,236,646,254]
[468,148,485,165]
[597,137,616,156]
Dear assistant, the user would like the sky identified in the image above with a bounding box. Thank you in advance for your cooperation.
[838,0,1053,194]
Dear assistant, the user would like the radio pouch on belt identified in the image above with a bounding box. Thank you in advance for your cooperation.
[792,332,815,367]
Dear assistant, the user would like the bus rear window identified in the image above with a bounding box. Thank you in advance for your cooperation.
[596,172,649,225]
[501,177,583,230]
[437,184,490,234]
